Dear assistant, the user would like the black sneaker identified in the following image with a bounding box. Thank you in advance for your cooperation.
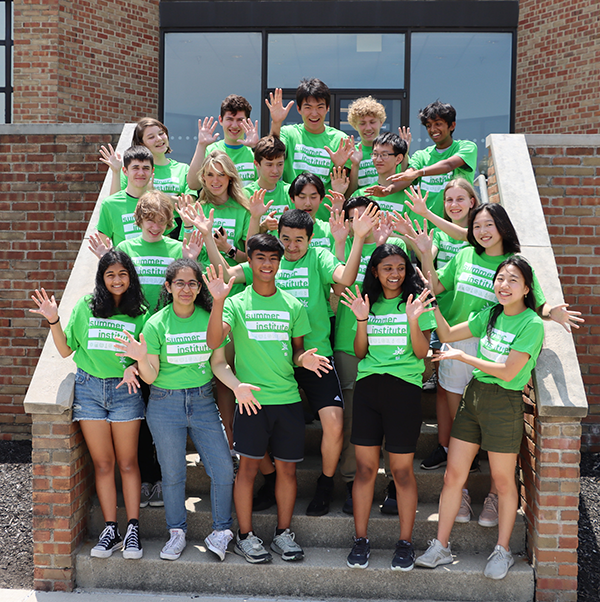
[306,474,334,516]
[470,452,480,473]
[91,522,122,558]
[380,480,398,515]
[347,537,370,569]
[122,520,143,559]
[391,539,415,571]
[422,371,438,392]
[253,478,276,511]
[420,444,448,470]
[342,481,354,515]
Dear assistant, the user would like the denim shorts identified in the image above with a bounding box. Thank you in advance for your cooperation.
[72,368,145,423]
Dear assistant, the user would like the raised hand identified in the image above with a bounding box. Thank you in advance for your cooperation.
[548,303,585,333]
[330,166,349,195]
[352,202,379,239]
[298,348,332,378]
[325,136,355,168]
[234,383,262,415]
[363,184,393,198]
[197,116,220,146]
[398,126,412,153]
[175,194,196,229]
[248,188,272,220]
[88,232,113,259]
[213,227,231,253]
[238,118,260,147]
[261,210,279,232]
[183,204,214,238]
[182,229,204,261]
[350,142,363,166]
[415,267,434,293]
[202,264,235,302]
[265,88,294,124]
[404,218,433,256]
[329,208,350,244]
[114,330,147,362]
[340,285,370,321]
[405,290,434,322]
[115,365,141,394]
[373,212,393,246]
[405,185,429,217]
[99,144,122,173]
[390,210,414,237]
[324,190,346,216]
[29,288,59,322]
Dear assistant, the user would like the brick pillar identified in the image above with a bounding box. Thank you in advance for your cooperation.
[31,410,92,592]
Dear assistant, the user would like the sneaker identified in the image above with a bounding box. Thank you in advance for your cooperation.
[391,539,416,571]
[420,444,447,470]
[455,490,472,523]
[160,528,186,560]
[140,482,152,508]
[478,493,499,527]
[380,480,398,515]
[204,528,233,561]
[270,529,304,561]
[306,474,334,516]
[149,481,164,507]
[347,537,370,569]
[415,539,453,568]
[91,523,122,558]
[484,544,514,579]
[422,370,438,392]
[122,520,143,559]
[342,481,354,515]
[234,532,272,564]
[470,452,480,473]
[253,479,276,511]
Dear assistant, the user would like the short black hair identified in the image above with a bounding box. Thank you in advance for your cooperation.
[296,78,330,109]
[254,135,286,164]
[123,145,154,169]
[279,209,314,238]
[247,233,285,259]
[419,100,456,129]
[341,196,380,220]
[373,132,407,157]
[288,172,325,200]
[468,203,521,256]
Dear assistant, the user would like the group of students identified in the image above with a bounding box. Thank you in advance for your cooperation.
[29,77,584,580]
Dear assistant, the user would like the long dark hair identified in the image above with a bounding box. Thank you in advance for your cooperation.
[361,244,423,312]
[89,249,147,318]
[156,258,212,313]
[486,255,537,340]
[467,203,520,256]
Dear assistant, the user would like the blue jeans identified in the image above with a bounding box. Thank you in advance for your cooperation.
[146,383,234,532]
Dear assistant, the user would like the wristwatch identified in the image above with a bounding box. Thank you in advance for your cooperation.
[226,246,237,259]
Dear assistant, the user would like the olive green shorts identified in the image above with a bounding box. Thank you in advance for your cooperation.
[450,379,525,454]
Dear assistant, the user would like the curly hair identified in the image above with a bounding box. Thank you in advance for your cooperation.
[155,258,212,313]
[347,96,386,129]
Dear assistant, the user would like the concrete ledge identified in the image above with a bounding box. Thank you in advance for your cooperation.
[0,124,126,135]
[525,134,600,147]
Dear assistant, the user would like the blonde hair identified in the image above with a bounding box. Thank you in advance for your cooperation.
[347,96,386,129]
[442,178,479,221]
[134,190,174,229]
[198,150,249,209]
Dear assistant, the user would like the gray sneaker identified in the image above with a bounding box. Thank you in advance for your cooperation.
[149,481,164,507]
[234,532,272,564]
[270,529,304,561]
[415,538,453,568]
[484,544,514,579]
[204,528,233,561]
[139,482,152,508]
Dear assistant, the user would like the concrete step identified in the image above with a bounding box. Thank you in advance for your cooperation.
[184,455,493,504]
[88,496,525,554]
[75,541,534,602]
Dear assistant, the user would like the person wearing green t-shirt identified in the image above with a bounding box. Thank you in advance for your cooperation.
[29,250,148,561]
[416,256,564,579]
[387,101,478,219]
[97,146,154,247]
[187,94,259,189]
[340,243,437,571]
[266,81,354,221]
[205,233,331,564]
[116,258,235,563]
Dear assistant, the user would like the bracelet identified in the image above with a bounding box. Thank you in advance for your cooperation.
[422,167,426,177]
[357,318,369,322]
[48,316,60,326]
[183,226,194,233]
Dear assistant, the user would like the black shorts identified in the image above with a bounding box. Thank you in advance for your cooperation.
[351,374,422,454]
[233,402,305,463]
[294,357,344,414]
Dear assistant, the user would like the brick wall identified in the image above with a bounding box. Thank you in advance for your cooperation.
[516,0,600,134]
[13,0,159,123]
[0,127,120,440]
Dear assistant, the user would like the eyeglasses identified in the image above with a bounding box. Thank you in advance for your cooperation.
[172,280,200,291]
[372,152,397,159]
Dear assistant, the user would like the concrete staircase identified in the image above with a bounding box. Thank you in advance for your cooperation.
[75,375,535,601]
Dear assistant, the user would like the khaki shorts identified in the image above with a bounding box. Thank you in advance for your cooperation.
[451,379,525,454]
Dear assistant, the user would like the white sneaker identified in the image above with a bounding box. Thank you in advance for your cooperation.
[204,529,233,561]
[160,528,186,560]
[484,544,514,579]
[455,490,472,523]
[415,538,453,568]
[270,528,304,561]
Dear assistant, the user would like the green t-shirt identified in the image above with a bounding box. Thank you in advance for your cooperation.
[352,185,415,222]
[334,238,407,356]
[223,286,311,406]
[438,247,546,327]
[242,246,341,356]
[64,296,147,379]
[142,304,226,390]
[357,145,378,188]
[207,140,256,183]
[280,124,349,221]
[116,236,182,313]
[408,139,478,218]
[311,218,335,251]
[97,190,142,246]
[120,159,194,198]
[468,306,544,391]
[356,295,437,387]
[244,180,291,222]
